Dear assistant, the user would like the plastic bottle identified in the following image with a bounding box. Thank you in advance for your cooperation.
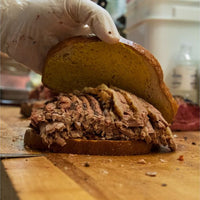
[171,44,198,103]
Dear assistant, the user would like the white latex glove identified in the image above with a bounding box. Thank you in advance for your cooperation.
[0,0,120,74]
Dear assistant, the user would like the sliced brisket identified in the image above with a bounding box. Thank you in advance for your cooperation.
[30,84,176,151]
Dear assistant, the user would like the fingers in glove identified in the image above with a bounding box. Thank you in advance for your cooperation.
[65,0,120,44]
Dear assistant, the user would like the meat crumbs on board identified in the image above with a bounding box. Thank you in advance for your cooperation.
[177,155,184,161]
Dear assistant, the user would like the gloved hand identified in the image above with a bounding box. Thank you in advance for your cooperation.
[0,0,120,74]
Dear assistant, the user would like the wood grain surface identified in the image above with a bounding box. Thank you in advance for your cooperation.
[0,106,200,200]
[2,157,94,200]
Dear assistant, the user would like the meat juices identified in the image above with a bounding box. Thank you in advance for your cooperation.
[30,84,176,151]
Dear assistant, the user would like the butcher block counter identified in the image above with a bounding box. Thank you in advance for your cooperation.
[0,105,200,200]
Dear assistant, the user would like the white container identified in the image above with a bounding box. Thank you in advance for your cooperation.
[126,0,200,89]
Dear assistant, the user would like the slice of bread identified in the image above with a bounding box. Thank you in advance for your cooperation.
[42,36,177,123]
[24,129,153,155]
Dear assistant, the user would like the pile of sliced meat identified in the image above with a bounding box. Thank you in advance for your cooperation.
[30,84,176,151]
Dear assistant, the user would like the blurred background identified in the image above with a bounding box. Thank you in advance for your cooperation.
[1,0,200,105]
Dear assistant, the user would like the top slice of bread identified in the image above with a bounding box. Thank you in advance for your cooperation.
[42,36,178,123]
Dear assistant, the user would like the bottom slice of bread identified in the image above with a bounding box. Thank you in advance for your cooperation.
[24,129,153,155]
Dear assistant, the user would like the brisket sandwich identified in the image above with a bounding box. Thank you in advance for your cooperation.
[24,36,178,155]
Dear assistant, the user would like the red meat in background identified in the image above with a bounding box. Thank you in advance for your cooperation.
[170,96,200,131]
[20,85,59,117]
[29,84,58,100]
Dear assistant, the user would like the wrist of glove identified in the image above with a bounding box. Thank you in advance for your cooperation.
[1,0,120,74]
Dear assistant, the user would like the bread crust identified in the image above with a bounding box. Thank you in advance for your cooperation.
[24,129,153,155]
[42,36,177,123]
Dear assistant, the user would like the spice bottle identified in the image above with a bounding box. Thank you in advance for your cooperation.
[171,44,198,103]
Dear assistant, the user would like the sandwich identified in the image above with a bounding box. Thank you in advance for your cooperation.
[24,36,178,155]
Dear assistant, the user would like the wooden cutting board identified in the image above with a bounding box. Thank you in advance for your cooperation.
[0,106,200,200]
